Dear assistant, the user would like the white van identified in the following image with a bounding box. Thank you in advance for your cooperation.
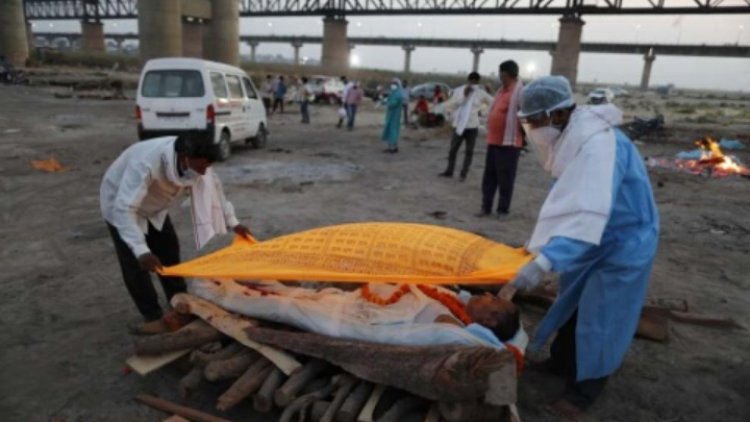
[136,58,268,161]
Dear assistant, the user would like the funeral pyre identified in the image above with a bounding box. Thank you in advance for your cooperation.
[647,137,750,178]
[127,293,520,422]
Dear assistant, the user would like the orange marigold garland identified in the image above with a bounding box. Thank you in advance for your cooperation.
[360,284,410,306]
[360,283,472,326]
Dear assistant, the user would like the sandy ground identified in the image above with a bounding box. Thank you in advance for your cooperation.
[1,77,749,422]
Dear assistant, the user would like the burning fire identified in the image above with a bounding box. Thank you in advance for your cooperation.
[673,137,750,178]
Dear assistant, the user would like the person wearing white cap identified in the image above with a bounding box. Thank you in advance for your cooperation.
[507,75,659,416]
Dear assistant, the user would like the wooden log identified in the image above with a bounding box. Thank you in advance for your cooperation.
[375,396,426,422]
[438,401,508,422]
[191,342,244,366]
[178,366,204,399]
[246,327,516,406]
[337,381,373,422]
[172,293,301,374]
[669,311,745,329]
[637,307,669,342]
[276,359,331,407]
[134,394,231,422]
[126,348,191,376]
[133,319,223,356]
[312,401,332,422]
[254,368,287,413]
[217,357,273,411]
[321,374,357,422]
[358,384,386,422]
[279,380,336,422]
[204,350,257,382]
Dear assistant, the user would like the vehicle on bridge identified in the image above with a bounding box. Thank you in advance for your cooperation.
[136,58,268,161]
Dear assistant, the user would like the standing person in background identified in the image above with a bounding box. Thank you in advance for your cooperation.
[261,74,273,113]
[381,78,404,153]
[433,85,447,104]
[345,81,364,130]
[439,72,494,181]
[401,80,411,126]
[299,76,313,124]
[479,60,525,217]
[272,76,287,114]
[337,75,353,128]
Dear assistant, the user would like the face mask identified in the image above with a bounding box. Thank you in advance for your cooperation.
[181,167,201,183]
[390,84,398,90]
[523,125,562,171]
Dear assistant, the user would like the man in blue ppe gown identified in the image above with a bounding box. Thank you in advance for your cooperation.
[509,76,659,416]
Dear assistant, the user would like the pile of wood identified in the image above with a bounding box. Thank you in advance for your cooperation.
[129,293,519,422]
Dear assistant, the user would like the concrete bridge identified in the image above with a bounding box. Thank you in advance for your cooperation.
[33,30,750,90]
[2,0,750,89]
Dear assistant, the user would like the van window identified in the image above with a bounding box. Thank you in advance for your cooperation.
[210,72,229,99]
[242,77,258,99]
[226,75,244,99]
[141,70,204,98]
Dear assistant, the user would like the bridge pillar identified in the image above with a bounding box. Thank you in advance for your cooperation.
[137,0,182,61]
[551,16,585,88]
[0,0,29,66]
[292,41,303,66]
[114,38,125,54]
[182,19,204,58]
[322,17,349,73]
[640,50,656,91]
[248,41,259,62]
[471,46,483,72]
[26,22,35,55]
[204,0,239,65]
[402,45,415,74]
[81,20,105,53]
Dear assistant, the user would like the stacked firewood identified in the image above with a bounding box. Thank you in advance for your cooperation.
[130,294,518,422]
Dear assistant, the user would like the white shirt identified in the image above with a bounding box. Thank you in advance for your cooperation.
[100,137,239,257]
[445,84,494,130]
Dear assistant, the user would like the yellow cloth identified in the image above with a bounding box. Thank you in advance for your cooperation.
[161,222,533,285]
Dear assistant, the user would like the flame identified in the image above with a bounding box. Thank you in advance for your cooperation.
[692,137,749,177]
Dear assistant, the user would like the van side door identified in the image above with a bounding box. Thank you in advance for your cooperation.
[242,76,263,136]
[209,72,232,142]
[225,73,249,140]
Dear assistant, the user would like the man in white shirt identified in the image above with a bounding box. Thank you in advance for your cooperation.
[439,72,495,181]
[100,134,251,324]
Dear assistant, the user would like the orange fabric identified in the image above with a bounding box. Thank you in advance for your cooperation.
[486,84,523,147]
[161,222,533,285]
[31,158,66,172]
[505,343,525,375]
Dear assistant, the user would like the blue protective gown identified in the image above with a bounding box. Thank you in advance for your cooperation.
[531,129,660,381]
[381,92,403,147]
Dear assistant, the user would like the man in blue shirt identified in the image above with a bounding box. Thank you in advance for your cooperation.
[509,76,659,417]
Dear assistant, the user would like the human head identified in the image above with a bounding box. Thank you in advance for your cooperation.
[266,74,272,80]
[403,80,408,88]
[468,71,480,85]
[279,76,285,82]
[518,75,576,130]
[499,60,519,87]
[466,293,520,342]
[341,75,348,83]
[301,76,308,83]
[174,132,216,176]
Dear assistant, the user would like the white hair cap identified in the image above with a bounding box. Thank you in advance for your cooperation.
[518,75,575,119]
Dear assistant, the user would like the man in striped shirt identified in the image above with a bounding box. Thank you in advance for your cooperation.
[479,60,525,217]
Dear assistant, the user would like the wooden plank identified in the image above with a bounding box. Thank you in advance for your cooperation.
[358,384,386,422]
[171,293,301,375]
[135,394,231,422]
[126,349,191,376]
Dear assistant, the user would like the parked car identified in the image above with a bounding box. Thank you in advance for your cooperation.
[136,58,268,161]
[608,86,630,98]
[587,88,615,104]
[409,82,452,101]
[309,75,345,104]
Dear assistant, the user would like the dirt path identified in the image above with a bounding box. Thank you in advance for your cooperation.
[0,84,748,422]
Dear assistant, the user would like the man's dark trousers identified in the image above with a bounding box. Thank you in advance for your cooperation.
[481,145,521,214]
[107,216,186,322]
[444,128,479,178]
[549,310,609,410]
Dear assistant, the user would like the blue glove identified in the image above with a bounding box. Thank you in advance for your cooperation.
[511,255,552,292]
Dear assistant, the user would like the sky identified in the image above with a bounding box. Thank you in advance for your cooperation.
[32,10,750,91]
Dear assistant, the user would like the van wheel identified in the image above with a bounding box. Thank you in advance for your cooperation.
[217,131,231,161]
[250,125,268,149]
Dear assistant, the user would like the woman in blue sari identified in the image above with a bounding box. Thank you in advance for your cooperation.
[381,78,404,153]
